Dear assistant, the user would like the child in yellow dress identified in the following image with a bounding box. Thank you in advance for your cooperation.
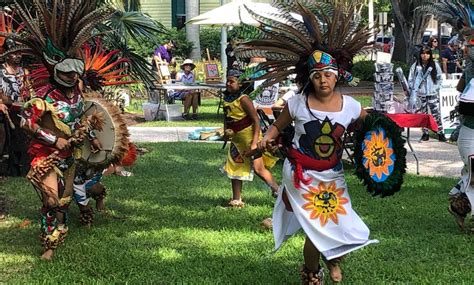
[221,69,279,207]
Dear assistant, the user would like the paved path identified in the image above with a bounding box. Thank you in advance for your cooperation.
[129,126,463,178]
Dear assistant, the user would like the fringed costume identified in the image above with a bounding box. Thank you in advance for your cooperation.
[72,42,133,227]
[235,0,406,282]
[1,0,115,258]
[421,0,474,233]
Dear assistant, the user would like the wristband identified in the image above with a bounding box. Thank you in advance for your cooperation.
[34,127,58,145]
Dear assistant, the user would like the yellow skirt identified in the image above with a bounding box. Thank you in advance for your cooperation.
[221,125,277,181]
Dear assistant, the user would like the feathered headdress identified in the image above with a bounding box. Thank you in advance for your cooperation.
[0,0,115,87]
[0,8,23,54]
[234,0,373,91]
[29,39,135,93]
[81,39,136,91]
[419,0,474,42]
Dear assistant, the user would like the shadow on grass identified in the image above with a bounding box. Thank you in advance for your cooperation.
[2,143,474,283]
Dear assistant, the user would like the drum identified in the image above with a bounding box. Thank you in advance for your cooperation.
[79,95,129,168]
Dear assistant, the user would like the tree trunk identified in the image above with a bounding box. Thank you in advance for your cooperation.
[391,0,431,63]
[392,10,409,63]
[186,0,201,60]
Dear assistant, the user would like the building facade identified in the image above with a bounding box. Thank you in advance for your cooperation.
[141,0,271,29]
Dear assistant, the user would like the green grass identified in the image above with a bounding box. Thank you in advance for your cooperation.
[1,142,473,283]
[355,95,372,108]
[131,95,372,128]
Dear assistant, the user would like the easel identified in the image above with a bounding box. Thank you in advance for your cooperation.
[152,55,172,114]
[154,54,171,85]
[204,48,222,84]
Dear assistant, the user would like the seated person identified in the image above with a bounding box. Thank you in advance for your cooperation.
[170,59,200,120]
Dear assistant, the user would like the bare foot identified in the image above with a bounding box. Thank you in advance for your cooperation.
[327,261,342,282]
[40,249,54,261]
[96,199,105,212]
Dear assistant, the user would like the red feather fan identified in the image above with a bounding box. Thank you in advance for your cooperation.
[120,142,137,167]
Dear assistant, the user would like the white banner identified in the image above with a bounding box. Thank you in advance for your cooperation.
[253,80,279,108]
[439,87,459,133]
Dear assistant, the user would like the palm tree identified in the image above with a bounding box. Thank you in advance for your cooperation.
[100,0,168,87]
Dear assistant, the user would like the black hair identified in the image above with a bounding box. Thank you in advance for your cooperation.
[416,45,438,83]
[427,36,438,48]
[223,78,254,98]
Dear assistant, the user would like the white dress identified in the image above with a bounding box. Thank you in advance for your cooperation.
[273,94,378,260]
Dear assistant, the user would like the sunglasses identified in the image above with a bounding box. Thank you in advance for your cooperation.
[432,40,438,43]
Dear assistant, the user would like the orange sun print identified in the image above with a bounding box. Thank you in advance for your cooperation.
[302,181,349,226]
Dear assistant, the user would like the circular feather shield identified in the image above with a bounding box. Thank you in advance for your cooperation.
[353,112,407,197]
[79,94,129,168]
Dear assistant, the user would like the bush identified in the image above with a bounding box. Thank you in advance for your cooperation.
[199,27,221,60]
[352,60,411,82]
[128,28,193,59]
[352,60,375,81]
[392,60,410,80]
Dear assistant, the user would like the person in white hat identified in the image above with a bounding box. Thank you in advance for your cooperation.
[171,59,199,120]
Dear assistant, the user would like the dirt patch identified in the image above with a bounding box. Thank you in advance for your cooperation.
[121,112,145,126]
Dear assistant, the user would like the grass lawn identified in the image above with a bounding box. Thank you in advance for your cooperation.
[130,95,373,128]
[1,142,473,283]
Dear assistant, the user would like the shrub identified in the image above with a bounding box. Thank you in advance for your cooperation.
[392,60,410,80]
[352,60,411,82]
[128,28,193,59]
[199,27,221,60]
[352,60,375,81]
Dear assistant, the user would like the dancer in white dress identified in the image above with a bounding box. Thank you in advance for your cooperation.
[260,58,378,284]
[235,1,379,283]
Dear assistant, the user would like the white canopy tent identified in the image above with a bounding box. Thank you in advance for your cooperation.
[187,0,297,82]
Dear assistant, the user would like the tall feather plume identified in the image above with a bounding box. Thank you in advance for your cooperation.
[1,0,114,63]
[234,0,372,90]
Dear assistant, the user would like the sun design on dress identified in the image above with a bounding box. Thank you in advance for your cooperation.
[302,181,348,226]
[362,128,395,182]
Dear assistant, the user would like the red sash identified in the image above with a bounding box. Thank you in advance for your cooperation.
[226,116,252,133]
[286,147,338,189]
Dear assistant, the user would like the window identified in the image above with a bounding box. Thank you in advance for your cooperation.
[172,0,186,29]
[176,14,186,30]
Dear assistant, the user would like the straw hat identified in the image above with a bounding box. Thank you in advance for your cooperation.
[180,59,196,70]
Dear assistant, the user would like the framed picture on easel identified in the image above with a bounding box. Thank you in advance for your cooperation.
[204,48,222,84]
[205,63,219,79]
